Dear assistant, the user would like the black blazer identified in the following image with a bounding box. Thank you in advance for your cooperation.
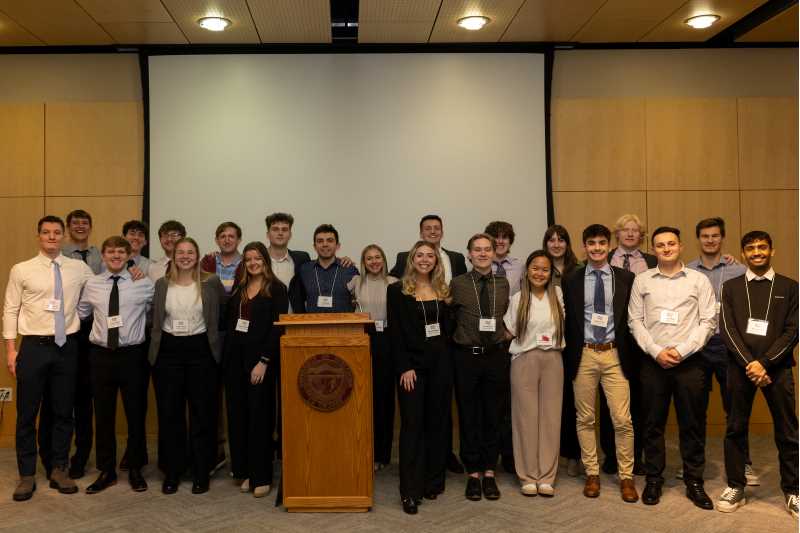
[561,265,637,381]
[223,281,289,370]
[386,281,452,374]
[610,248,657,270]
[285,249,312,313]
[389,248,468,279]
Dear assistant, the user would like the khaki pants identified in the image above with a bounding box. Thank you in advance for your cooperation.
[573,347,634,479]
[510,349,563,485]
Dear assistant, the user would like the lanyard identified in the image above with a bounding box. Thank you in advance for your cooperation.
[470,273,496,319]
[314,264,340,298]
[745,275,775,320]
[419,298,439,325]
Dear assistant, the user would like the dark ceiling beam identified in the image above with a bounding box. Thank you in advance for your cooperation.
[707,0,798,45]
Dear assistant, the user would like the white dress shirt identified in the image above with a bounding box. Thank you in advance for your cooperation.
[439,248,453,285]
[746,267,775,282]
[148,256,170,282]
[503,286,565,357]
[270,251,295,289]
[3,253,93,339]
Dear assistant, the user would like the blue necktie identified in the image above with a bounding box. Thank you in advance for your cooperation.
[593,270,605,343]
[52,261,66,347]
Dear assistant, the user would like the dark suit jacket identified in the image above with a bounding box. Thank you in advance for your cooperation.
[285,249,312,313]
[610,248,657,270]
[389,248,468,279]
[386,281,453,374]
[149,275,226,365]
[562,265,637,381]
[223,281,289,370]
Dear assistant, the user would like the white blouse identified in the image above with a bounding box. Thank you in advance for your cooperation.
[503,286,565,358]
[163,283,206,336]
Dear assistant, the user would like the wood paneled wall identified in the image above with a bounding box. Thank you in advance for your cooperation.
[0,101,143,444]
[552,96,799,434]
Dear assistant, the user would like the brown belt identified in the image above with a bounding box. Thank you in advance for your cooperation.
[584,341,617,351]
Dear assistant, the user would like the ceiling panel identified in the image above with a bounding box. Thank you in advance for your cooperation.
[641,0,767,42]
[502,0,606,42]
[572,0,685,43]
[0,0,113,45]
[102,22,189,44]
[429,0,525,43]
[76,0,173,23]
[161,0,259,43]
[248,0,330,43]
[359,0,439,43]
[0,10,43,45]
[738,4,798,42]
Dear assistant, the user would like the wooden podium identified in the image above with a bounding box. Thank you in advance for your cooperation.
[276,313,374,513]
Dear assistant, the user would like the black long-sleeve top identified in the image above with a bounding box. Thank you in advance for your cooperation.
[223,281,289,369]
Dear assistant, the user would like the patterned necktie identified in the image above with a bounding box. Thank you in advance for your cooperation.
[593,270,605,343]
[494,261,507,278]
[107,276,121,350]
[52,261,66,347]
[622,253,631,272]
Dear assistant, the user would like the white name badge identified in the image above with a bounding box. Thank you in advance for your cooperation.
[716,302,721,314]
[479,318,497,332]
[746,318,769,336]
[172,319,189,333]
[107,315,123,329]
[425,323,441,338]
[590,313,609,328]
[44,299,61,312]
[375,320,385,332]
[221,278,235,291]
[536,333,553,347]
[317,296,333,308]
[235,319,250,333]
[659,310,679,325]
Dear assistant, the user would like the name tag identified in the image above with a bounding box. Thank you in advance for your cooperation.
[590,313,609,328]
[375,320,385,332]
[479,318,496,332]
[221,278,235,291]
[235,319,250,333]
[45,299,61,312]
[715,302,721,314]
[536,333,553,347]
[317,295,333,308]
[746,318,769,336]
[425,323,441,338]
[659,310,679,325]
[107,315,123,329]
[172,319,189,333]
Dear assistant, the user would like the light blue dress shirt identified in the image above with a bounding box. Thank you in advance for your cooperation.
[584,263,615,343]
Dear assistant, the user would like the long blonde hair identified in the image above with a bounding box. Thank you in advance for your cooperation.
[401,241,450,299]
[516,250,563,345]
[167,237,211,299]
[359,244,390,290]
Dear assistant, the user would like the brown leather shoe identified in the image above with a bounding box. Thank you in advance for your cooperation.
[583,475,600,498]
[621,478,639,503]
[50,466,79,494]
[13,476,36,501]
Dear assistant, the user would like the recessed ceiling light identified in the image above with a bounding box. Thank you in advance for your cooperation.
[198,17,231,32]
[685,14,720,29]
[457,16,490,31]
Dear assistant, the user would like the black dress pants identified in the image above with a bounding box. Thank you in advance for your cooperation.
[398,340,452,499]
[16,335,78,476]
[224,336,275,487]
[725,362,798,493]
[640,355,706,485]
[370,328,396,465]
[154,333,218,481]
[453,344,509,474]
[89,343,148,472]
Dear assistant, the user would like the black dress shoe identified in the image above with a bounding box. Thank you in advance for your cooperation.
[685,481,713,510]
[162,477,179,495]
[86,471,117,494]
[401,497,418,515]
[602,458,618,475]
[482,476,501,500]
[129,469,148,492]
[642,481,662,505]
[447,453,465,474]
[191,479,210,494]
[68,463,86,480]
[501,455,516,474]
[465,477,482,501]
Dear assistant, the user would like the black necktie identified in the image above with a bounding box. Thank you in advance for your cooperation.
[77,249,90,263]
[495,262,507,277]
[108,275,120,350]
[479,275,492,343]
[622,253,631,272]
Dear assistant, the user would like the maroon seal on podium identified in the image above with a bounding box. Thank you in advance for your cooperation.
[297,353,354,412]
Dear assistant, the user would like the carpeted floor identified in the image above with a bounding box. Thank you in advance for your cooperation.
[0,435,795,533]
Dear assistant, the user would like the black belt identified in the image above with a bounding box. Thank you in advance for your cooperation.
[457,343,503,356]
[23,334,77,345]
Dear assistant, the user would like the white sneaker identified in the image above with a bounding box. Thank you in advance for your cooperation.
[786,493,799,519]
[240,478,250,493]
[567,459,584,477]
[675,467,683,480]
[744,464,760,486]
[253,484,271,498]
[520,483,537,496]
[717,486,746,513]
[538,483,555,497]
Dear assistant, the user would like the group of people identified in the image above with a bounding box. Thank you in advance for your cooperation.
[3,209,797,522]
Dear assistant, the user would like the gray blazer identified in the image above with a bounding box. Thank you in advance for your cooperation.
[148,275,226,365]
